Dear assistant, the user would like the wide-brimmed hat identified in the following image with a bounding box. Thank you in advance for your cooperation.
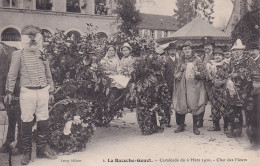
[21,25,41,36]
[231,39,245,50]
[120,42,132,52]
[201,36,215,46]
[214,47,224,56]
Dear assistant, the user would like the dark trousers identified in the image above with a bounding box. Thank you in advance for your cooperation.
[229,105,243,135]
[175,112,185,125]
[250,93,260,144]
[5,102,22,149]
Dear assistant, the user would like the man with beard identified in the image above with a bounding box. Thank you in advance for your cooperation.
[0,44,22,155]
[4,25,56,165]
[164,42,178,127]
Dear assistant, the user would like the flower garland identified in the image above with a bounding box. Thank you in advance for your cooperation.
[127,54,172,135]
[48,99,95,154]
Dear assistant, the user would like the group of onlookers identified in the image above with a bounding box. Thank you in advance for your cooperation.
[164,36,259,147]
[0,25,259,166]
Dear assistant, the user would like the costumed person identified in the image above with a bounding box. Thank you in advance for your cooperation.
[172,41,207,135]
[100,44,123,99]
[0,44,22,155]
[164,42,179,127]
[198,36,215,128]
[246,41,260,146]
[223,50,232,64]
[119,42,135,75]
[225,39,254,138]
[206,47,231,132]
[4,25,57,165]
[100,45,120,75]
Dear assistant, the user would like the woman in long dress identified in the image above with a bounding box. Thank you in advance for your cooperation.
[172,41,207,135]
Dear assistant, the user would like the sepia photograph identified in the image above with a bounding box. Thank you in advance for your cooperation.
[0,0,259,166]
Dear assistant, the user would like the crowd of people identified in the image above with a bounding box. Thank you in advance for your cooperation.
[163,37,259,146]
[0,24,259,165]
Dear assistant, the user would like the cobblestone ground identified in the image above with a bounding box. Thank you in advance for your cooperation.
[0,105,259,166]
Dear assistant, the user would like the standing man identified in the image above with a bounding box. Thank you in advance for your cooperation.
[225,39,254,138]
[164,42,178,127]
[246,41,260,146]
[4,25,56,165]
[0,43,22,155]
[172,41,207,135]
[198,36,215,128]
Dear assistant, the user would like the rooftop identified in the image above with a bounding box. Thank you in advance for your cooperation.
[138,13,178,31]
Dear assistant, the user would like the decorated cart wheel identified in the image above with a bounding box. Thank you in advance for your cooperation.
[48,99,96,154]
[94,88,125,126]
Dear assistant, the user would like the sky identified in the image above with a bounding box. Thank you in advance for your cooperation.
[136,0,234,27]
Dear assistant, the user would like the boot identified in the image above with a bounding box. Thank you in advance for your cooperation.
[223,117,230,134]
[197,111,205,128]
[21,121,33,165]
[208,119,221,131]
[36,120,57,159]
[174,124,185,133]
[193,115,200,135]
[197,120,204,128]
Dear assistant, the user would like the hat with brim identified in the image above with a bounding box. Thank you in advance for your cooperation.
[120,43,132,52]
[231,39,245,50]
[21,25,41,36]
[214,47,224,56]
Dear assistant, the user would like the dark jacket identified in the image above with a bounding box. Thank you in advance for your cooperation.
[0,46,20,102]
[165,56,176,97]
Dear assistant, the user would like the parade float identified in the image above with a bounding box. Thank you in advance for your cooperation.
[42,28,171,154]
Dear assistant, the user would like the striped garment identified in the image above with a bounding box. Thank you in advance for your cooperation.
[21,49,48,87]
[6,49,54,94]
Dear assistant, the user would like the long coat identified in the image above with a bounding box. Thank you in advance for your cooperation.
[172,56,207,115]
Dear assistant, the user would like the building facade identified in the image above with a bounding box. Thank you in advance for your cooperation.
[0,0,118,48]
[138,13,178,40]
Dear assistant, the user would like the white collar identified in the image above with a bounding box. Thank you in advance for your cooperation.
[254,55,260,61]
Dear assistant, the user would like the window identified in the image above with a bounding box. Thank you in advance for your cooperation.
[36,0,53,10]
[67,0,80,13]
[96,32,108,40]
[2,0,18,8]
[67,31,81,42]
[150,30,155,38]
[164,31,168,38]
[95,0,108,15]
[1,28,21,41]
